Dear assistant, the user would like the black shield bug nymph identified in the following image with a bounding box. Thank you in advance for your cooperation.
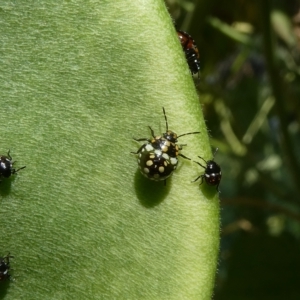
[132,107,200,184]
[177,30,200,79]
[0,253,13,281]
[0,150,26,180]
[192,148,222,191]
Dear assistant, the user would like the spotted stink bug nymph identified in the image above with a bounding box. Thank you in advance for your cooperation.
[132,107,200,184]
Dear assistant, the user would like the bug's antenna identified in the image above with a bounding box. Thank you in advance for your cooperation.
[212,148,219,159]
[193,160,206,169]
[162,107,168,131]
[197,155,207,165]
[177,131,200,138]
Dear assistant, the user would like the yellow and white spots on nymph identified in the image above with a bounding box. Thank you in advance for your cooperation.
[146,160,153,167]
[160,140,171,153]
[158,166,165,173]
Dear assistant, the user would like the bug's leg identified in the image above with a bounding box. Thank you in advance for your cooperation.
[178,144,187,151]
[4,253,13,262]
[192,174,204,185]
[148,126,156,138]
[164,179,167,186]
[179,153,191,160]
[133,137,149,142]
[195,69,200,86]
[131,143,147,155]
[7,150,12,160]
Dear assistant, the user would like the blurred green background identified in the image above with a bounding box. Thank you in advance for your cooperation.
[167,0,300,299]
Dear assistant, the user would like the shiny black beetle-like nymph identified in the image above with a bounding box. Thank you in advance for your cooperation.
[0,253,13,281]
[177,30,200,78]
[193,148,222,191]
[0,150,26,179]
[132,107,200,183]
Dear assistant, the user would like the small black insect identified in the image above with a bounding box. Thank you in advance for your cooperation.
[0,150,26,179]
[193,148,222,191]
[132,107,200,183]
[0,253,13,281]
[177,30,200,78]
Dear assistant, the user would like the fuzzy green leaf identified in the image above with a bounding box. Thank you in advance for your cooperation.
[0,1,219,299]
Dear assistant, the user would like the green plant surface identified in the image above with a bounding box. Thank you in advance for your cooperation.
[0,0,219,299]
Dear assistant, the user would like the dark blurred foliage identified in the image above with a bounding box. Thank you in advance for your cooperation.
[167,0,300,299]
